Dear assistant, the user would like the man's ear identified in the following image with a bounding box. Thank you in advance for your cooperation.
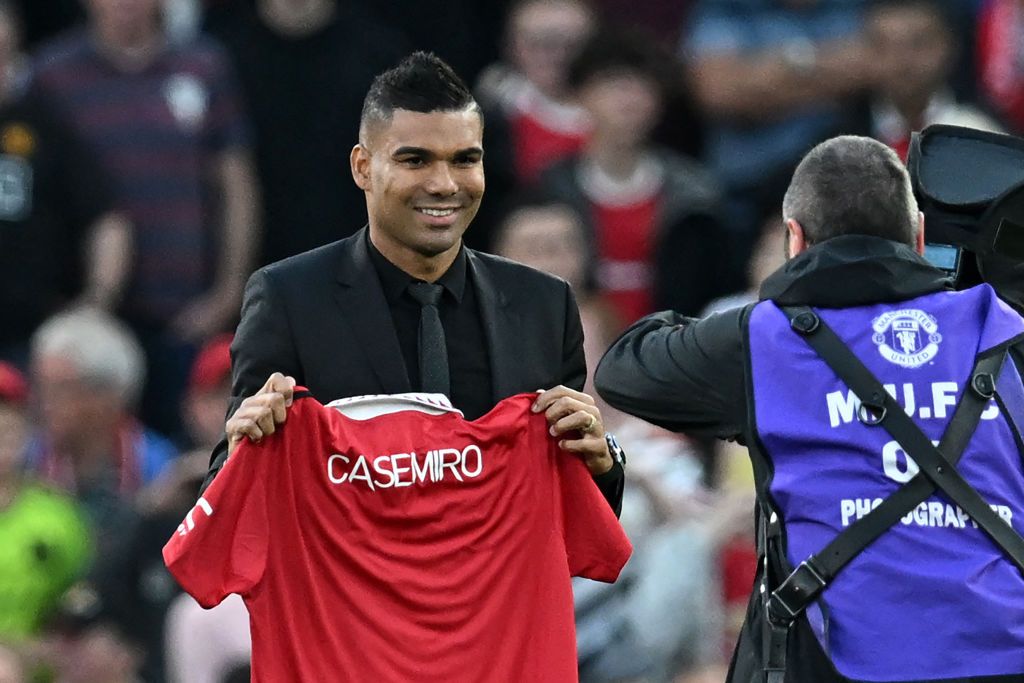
[786,218,808,258]
[350,144,371,191]
[915,211,926,255]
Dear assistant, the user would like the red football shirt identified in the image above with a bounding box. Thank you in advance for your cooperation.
[977,0,1024,132]
[510,111,589,185]
[164,392,631,682]
[593,195,660,324]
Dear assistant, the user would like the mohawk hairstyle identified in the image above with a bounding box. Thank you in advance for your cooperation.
[360,51,480,135]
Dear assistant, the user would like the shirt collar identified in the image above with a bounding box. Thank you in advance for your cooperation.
[365,231,467,304]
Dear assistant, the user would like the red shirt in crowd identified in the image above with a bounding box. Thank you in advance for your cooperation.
[594,195,660,325]
[164,392,631,683]
[977,0,1024,132]
[511,111,589,184]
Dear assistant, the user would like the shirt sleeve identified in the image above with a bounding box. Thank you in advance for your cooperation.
[595,306,750,440]
[553,436,632,583]
[163,437,271,608]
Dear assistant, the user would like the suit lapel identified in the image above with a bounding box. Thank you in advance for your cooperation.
[468,250,521,402]
[333,229,412,393]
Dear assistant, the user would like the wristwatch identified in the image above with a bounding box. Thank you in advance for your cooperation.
[605,432,627,468]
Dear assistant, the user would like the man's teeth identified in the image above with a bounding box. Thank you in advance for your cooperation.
[419,208,455,217]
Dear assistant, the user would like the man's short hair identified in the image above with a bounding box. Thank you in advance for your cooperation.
[782,135,919,246]
[31,307,146,407]
[567,28,672,94]
[360,51,480,136]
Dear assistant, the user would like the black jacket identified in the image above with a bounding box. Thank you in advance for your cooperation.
[204,228,624,511]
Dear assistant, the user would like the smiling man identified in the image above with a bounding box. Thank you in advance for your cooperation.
[201,52,624,513]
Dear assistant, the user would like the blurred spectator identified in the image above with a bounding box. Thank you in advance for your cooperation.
[476,0,596,185]
[492,197,591,289]
[574,423,741,682]
[702,211,788,315]
[541,31,734,323]
[33,0,259,437]
[93,449,207,683]
[575,0,709,159]
[683,0,871,252]
[857,0,1000,159]
[0,644,24,683]
[977,0,1024,133]
[48,582,144,683]
[208,0,408,265]
[0,362,92,641]
[164,593,250,683]
[491,198,729,680]
[93,335,234,683]
[180,333,232,451]
[698,206,785,661]
[492,196,620,409]
[712,439,758,667]
[24,308,177,558]
[0,1,130,366]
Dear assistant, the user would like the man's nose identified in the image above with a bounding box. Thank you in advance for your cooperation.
[424,163,458,195]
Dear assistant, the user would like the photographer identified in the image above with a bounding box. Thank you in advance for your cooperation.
[595,135,1024,682]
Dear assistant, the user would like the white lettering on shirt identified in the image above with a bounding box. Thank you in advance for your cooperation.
[177,497,214,536]
[326,445,486,490]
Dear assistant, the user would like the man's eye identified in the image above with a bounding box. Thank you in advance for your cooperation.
[455,156,481,167]
[400,157,424,167]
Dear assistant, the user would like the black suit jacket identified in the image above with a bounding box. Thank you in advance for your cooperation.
[204,229,622,511]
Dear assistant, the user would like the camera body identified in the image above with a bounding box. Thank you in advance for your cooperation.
[908,124,1024,312]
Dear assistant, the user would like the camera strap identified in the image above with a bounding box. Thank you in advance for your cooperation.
[758,304,1022,682]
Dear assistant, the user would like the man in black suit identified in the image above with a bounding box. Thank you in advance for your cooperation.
[203,52,624,511]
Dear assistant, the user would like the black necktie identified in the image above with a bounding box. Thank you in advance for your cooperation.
[406,281,450,396]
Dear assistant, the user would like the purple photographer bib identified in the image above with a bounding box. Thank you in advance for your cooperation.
[749,284,1024,681]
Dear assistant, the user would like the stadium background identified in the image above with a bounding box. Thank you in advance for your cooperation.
[0,0,1014,680]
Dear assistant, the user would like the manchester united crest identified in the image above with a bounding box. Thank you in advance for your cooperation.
[871,309,941,368]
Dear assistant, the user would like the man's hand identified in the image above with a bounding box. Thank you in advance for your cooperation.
[532,385,613,476]
[225,372,296,455]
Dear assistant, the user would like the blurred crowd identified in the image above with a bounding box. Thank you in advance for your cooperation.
[0,0,1015,681]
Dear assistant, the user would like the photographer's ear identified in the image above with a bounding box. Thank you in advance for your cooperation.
[786,219,808,258]
[915,211,926,256]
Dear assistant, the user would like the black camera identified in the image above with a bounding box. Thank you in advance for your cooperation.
[908,124,1024,312]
